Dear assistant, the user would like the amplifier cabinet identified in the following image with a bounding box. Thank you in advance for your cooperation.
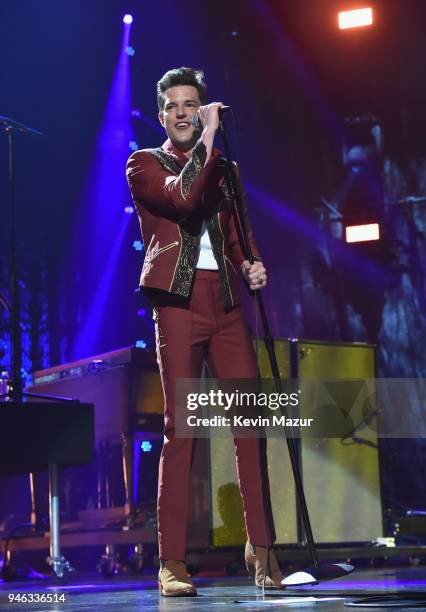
[209,339,383,546]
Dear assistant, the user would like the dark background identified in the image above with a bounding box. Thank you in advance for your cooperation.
[1,0,426,530]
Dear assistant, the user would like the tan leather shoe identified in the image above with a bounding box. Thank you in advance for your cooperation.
[245,540,284,589]
[158,560,197,597]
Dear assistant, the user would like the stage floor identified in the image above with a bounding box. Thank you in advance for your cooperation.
[1,566,426,610]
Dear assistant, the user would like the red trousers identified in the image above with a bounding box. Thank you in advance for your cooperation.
[153,269,276,560]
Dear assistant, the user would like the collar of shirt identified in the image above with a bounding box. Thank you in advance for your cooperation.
[162,138,221,168]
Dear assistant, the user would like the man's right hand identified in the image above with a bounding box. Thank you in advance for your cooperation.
[197,102,224,134]
[198,102,224,165]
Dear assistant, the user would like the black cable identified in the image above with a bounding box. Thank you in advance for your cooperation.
[2,517,49,568]
[2,523,31,575]
[340,407,380,448]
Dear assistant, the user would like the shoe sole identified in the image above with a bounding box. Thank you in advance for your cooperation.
[158,581,197,597]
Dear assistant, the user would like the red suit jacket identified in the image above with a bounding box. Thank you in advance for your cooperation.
[126,137,261,310]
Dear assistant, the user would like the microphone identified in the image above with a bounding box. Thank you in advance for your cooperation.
[191,106,231,128]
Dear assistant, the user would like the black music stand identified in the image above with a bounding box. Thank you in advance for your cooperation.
[1,402,94,581]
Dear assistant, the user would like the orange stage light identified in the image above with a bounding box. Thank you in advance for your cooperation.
[338,7,373,30]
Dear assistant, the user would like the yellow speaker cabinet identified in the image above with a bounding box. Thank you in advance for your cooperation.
[209,339,382,546]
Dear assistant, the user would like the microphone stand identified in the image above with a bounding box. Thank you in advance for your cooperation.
[0,116,76,583]
[0,116,72,403]
[218,110,355,587]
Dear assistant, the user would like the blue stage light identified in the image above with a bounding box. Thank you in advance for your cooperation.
[129,140,139,151]
[133,240,144,251]
[71,0,135,359]
[131,109,141,117]
[125,46,135,57]
[123,14,133,25]
[137,308,147,317]
[124,206,134,214]
[141,440,152,452]
[135,339,147,349]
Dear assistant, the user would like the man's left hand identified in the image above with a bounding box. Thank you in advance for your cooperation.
[241,260,267,291]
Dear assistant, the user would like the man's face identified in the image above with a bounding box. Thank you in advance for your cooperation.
[159,85,201,151]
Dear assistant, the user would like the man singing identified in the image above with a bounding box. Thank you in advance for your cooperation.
[126,67,282,596]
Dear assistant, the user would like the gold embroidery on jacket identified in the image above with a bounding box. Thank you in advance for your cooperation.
[150,241,179,261]
[142,237,179,278]
[206,214,234,309]
[169,226,199,296]
[181,141,206,200]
